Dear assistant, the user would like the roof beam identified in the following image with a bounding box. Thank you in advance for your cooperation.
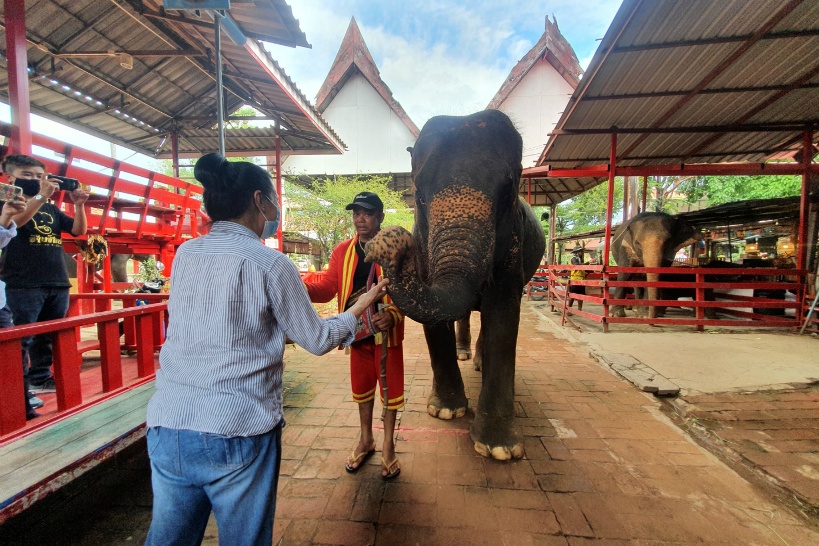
[583,82,819,101]
[619,0,805,159]
[551,122,815,135]
[680,60,819,162]
[52,49,203,58]
[612,28,819,53]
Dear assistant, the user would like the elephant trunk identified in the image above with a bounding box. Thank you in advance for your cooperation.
[377,186,494,324]
[643,236,664,318]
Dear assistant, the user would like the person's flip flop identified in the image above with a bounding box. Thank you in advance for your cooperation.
[345,448,375,473]
[381,456,401,480]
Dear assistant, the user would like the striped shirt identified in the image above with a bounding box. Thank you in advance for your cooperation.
[146,221,358,436]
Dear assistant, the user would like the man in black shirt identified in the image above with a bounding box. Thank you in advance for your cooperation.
[1,155,89,394]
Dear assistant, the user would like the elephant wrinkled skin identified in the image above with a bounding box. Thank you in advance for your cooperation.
[365,110,545,460]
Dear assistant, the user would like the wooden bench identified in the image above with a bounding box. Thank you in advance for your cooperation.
[0,382,154,524]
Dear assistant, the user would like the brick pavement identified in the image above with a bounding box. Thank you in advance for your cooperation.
[262,302,819,545]
[674,387,819,514]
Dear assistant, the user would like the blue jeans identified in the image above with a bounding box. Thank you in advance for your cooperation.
[5,287,70,385]
[146,424,283,546]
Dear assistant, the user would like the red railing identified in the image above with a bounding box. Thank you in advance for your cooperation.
[0,294,168,440]
[0,121,210,264]
[532,264,806,331]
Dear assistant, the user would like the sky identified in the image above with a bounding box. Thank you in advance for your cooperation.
[268,0,623,128]
[2,0,623,170]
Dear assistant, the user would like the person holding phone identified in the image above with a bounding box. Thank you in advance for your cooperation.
[0,154,89,397]
[0,192,39,419]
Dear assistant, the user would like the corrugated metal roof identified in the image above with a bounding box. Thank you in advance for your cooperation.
[0,0,344,159]
[524,0,819,207]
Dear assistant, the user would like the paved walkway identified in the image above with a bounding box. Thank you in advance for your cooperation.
[3,300,817,545]
[261,302,819,545]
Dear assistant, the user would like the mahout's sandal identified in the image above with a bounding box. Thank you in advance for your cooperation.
[345,448,375,473]
[381,456,400,480]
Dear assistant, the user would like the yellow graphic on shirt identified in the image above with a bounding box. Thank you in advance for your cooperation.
[28,210,63,247]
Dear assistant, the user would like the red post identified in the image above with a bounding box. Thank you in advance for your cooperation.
[602,131,618,267]
[4,0,32,155]
[159,242,175,276]
[97,320,123,392]
[601,131,617,332]
[135,313,156,377]
[0,339,26,434]
[52,329,83,411]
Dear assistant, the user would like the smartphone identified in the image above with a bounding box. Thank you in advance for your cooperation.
[0,182,23,202]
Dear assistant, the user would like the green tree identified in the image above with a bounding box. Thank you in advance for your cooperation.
[678,174,801,206]
[556,179,624,233]
[284,174,412,264]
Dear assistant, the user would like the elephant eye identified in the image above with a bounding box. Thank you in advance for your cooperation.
[416,194,426,206]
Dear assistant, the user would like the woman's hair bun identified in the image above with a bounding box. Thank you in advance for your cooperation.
[194,153,235,191]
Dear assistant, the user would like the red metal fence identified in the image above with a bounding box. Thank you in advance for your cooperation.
[0,293,168,441]
[530,264,807,332]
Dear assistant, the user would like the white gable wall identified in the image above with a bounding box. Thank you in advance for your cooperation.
[497,58,575,168]
[283,73,415,175]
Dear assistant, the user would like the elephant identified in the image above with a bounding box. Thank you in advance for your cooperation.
[610,212,700,318]
[455,314,483,371]
[365,109,546,460]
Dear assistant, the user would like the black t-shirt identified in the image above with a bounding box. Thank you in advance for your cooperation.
[0,202,74,288]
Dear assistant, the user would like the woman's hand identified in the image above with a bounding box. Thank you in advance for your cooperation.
[347,278,389,319]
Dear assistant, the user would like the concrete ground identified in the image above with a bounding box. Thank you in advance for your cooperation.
[2,300,818,545]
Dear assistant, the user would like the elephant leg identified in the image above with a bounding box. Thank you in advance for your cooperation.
[423,322,468,420]
[610,272,629,317]
[471,291,523,461]
[455,315,472,361]
[473,325,483,372]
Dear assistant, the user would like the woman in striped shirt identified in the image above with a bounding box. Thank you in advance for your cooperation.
[145,153,388,546]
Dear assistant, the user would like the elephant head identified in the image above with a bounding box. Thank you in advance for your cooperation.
[365,110,524,324]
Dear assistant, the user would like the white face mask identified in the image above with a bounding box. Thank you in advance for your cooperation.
[257,195,280,239]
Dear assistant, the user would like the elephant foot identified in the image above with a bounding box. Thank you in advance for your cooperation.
[609,306,626,318]
[471,414,523,461]
[456,349,471,361]
[473,353,482,372]
[427,392,467,420]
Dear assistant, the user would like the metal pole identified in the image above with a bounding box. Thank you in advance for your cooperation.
[275,124,283,251]
[602,131,617,267]
[214,12,225,156]
[547,203,557,265]
[622,175,629,221]
[171,130,180,178]
[642,176,648,213]
[797,126,812,272]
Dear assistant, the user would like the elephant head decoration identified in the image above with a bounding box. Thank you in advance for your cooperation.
[610,212,700,318]
[365,110,546,460]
